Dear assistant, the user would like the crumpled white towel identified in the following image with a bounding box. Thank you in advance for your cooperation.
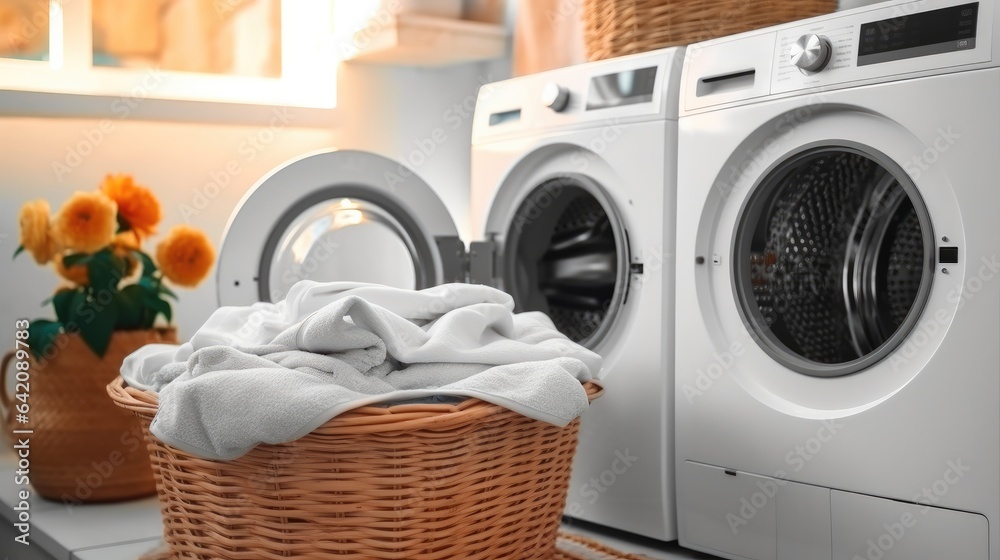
[121,281,602,460]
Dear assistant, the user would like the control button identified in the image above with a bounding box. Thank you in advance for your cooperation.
[790,34,833,74]
[542,83,570,112]
[939,247,959,264]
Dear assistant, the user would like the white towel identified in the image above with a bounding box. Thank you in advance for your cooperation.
[121,281,602,460]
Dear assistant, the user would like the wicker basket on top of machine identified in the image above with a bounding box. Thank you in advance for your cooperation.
[583,0,837,60]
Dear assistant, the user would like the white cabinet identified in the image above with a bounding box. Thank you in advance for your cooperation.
[679,462,778,560]
[680,460,991,560]
[831,490,989,560]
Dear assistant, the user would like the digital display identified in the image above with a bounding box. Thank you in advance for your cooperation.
[586,66,658,111]
[489,109,521,126]
[858,2,978,66]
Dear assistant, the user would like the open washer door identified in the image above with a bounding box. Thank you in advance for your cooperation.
[217,150,465,306]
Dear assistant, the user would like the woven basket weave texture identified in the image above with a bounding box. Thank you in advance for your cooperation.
[109,376,603,560]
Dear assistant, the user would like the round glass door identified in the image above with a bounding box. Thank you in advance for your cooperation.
[734,147,934,377]
[504,176,629,348]
[262,197,424,302]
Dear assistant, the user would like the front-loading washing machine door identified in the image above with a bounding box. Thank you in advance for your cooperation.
[732,145,935,377]
[217,149,464,306]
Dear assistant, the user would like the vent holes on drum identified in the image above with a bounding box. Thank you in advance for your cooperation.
[734,147,934,377]
[504,177,629,349]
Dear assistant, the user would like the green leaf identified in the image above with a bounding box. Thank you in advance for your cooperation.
[78,301,118,357]
[134,250,158,278]
[52,289,85,324]
[158,283,177,299]
[13,245,24,259]
[27,320,63,360]
[143,295,172,325]
[62,253,92,267]
[115,285,145,330]
[87,251,123,294]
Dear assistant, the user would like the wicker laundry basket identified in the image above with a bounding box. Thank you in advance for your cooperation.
[108,376,602,560]
[583,0,837,60]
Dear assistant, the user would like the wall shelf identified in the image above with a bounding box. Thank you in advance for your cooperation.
[342,14,507,66]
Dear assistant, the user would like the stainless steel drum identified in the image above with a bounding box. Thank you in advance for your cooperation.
[735,148,934,377]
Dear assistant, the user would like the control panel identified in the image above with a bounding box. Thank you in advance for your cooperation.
[683,0,995,112]
[474,48,684,142]
[771,0,991,94]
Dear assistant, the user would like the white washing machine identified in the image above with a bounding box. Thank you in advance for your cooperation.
[218,47,684,543]
[675,1,998,559]
[471,47,683,542]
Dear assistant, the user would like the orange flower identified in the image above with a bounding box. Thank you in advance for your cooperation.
[113,230,141,250]
[99,174,161,239]
[53,191,118,253]
[19,199,60,264]
[156,225,215,288]
[53,253,90,286]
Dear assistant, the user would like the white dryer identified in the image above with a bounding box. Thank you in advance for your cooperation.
[471,47,683,542]
[676,1,998,559]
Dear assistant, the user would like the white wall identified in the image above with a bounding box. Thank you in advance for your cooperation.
[0,57,509,347]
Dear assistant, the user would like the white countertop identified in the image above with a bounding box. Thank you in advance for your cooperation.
[0,449,714,560]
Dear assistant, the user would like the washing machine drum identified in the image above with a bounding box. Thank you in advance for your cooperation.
[734,148,934,377]
[502,177,629,348]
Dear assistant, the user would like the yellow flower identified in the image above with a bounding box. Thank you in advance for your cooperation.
[156,225,215,288]
[19,200,60,264]
[53,253,90,286]
[53,191,118,253]
[99,174,161,239]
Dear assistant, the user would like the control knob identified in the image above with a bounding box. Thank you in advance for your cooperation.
[790,34,832,73]
[542,83,570,112]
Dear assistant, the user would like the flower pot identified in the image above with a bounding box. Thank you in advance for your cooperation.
[2,328,176,503]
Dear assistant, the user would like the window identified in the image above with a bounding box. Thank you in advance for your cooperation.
[0,0,337,108]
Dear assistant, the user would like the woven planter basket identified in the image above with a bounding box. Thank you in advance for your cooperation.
[583,0,837,60]
[1,328,175,502]
[108,375,603,560]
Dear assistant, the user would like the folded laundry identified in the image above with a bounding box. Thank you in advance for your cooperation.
[121,281,603,460]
